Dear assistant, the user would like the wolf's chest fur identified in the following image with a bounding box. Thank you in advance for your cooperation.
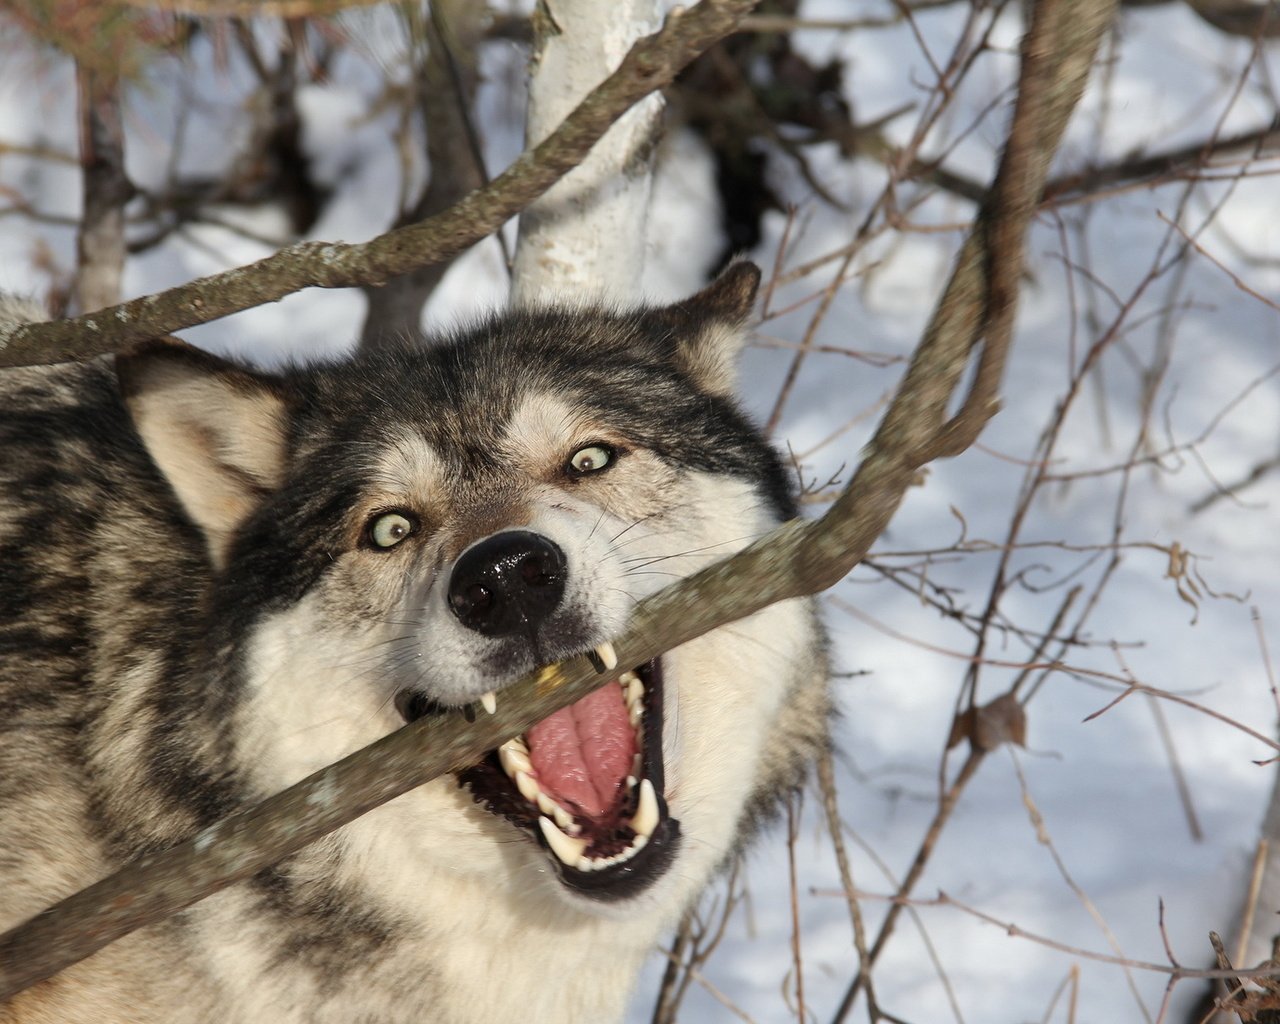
[0,266,829,1023]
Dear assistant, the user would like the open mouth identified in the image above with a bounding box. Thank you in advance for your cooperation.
[397,658,680,900]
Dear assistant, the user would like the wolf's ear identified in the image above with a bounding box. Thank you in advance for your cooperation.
[116,339,288,568]
[650,261,761,397]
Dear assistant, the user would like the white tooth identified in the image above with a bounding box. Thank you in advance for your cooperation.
[613,846,635,866]
[593,641,618,672]
[515,770,540,803]
[499,741,532,777]
[625,675,644,703]
[539,816,588,865]
[618,669,640,685]
[627,775,637,790]
[628,705,643,729]
[536,792,561,819]
[631,778,660,838]
[553,804,578,833]
[480,690,497,715]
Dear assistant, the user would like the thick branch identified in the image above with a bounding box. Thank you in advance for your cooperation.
[901,0,1118,463]
[830,9,1119,1019]
[0,0,760,367]
[0,0,1116,999]
[510,0,663,301]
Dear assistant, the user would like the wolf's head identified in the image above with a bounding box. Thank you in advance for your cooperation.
[115,263,827,920]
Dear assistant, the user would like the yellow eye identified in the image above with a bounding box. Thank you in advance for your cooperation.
[568,445,613,475]
[369,511,415,549]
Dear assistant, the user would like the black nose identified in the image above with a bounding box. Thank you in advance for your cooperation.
[447,531,567,637]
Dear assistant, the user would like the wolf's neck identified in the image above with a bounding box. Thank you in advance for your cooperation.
[333,789,670,1023]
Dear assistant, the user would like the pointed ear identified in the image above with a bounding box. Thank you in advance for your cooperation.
[115,339,288,568]
[649,262,761,397]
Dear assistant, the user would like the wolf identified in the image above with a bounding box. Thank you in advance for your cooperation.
[0,263,829,1024]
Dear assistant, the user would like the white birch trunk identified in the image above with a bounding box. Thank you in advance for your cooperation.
[511,0,664,304]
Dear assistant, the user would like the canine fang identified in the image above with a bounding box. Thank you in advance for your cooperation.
[593,641,618,672]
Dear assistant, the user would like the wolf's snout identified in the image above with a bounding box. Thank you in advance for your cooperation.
[447,531,566,637]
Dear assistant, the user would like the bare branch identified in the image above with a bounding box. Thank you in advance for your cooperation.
[359,0,490,348]
[73,62,131,314]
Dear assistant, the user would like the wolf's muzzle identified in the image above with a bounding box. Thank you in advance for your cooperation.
[447,530,566,637]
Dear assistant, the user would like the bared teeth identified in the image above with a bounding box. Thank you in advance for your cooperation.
[496,669,661,871]
[630,778,659,838]
[576,833,648,873]
[511,765,581,835]
[534,790,561,820]
[539,816,588,865]
[479,690,497,715]
[535,792,579,835]
[498,739,532,776]
[514,770,540,804]
[622,670,645,728]
[594,641,618,672]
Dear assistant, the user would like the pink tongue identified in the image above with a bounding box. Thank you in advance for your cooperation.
[526,681,637,819]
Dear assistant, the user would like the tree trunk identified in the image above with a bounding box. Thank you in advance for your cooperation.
[511,0,663,302]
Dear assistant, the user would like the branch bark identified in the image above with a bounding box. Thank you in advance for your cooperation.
[0,0,1118,999]
[73,61,131,314]
[511,0,663,301]
[359,0,489,348]
[0,0,760,367]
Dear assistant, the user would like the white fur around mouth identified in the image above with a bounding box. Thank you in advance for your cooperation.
[497,668,656,872]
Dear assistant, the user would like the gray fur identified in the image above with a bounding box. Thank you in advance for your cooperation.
[0,266,829,1023]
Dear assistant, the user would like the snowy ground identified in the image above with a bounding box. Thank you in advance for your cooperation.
[2,3,1279,1022]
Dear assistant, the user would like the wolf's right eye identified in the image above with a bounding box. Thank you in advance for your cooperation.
[368,511,416,549]
[567,444,614,475]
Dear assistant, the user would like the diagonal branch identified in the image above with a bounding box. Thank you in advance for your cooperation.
[0,0,1118,1001]
[0,0,760,367]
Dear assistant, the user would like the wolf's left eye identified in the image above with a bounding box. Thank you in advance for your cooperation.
[567,444,614,475]
[368,511,417,549]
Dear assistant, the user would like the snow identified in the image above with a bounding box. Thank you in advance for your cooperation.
[2,3,1279,1022]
